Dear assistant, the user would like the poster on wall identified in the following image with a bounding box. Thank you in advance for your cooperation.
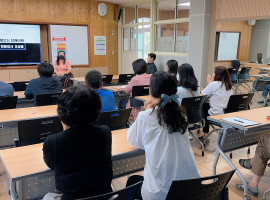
[52,36,67,62]
[94,36,106,55]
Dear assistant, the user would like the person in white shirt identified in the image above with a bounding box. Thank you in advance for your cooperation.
[201,66,233,142]
[127,71,200,200]
[177,63,200,105]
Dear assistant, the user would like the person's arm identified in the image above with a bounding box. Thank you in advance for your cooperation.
[64,60,72,75]
[43,136,55,170]
[201,82,215,97]
[24,82,34,100]
[127,112,145,149]
[124,77,135,94]
[53,61,60,76]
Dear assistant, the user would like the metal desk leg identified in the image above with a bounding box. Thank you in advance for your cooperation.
[252,80,267,106]
[214,130,250,199]
[213,133,222,176]
[10,179,18,200]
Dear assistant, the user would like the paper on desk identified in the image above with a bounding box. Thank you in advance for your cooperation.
[115,86,127,89]
[221,116,260,127]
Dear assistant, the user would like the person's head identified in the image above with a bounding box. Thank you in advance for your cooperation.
[37,62,54,78]
[132,59,147,75]
[178,63,198,91]
[85,70,103,89]
[147,53,156,63]
[57,51,66,65]
[166,60,178,76]
[150,71,188,134]
[57,84,101,127]
[58,51,65,57]
[213,66,232,90]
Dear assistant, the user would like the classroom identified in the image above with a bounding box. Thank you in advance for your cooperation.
[1,0,270,200]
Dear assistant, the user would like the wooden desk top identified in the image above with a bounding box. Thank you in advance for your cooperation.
[208,107,270,129]
[256,67,270,71]
[0,105,57,123]
[103,85,127,92]
[14,91,25,99]
[135,95,151,102]
[0,128,136,180]
[250,74,270,78]
[72,75,119,83]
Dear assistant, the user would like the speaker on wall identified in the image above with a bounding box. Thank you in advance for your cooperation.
[117,7,123,21]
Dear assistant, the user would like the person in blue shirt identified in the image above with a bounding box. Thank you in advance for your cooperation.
[85,70,116,112]
[0,81,14,97]
[25,62,63,105]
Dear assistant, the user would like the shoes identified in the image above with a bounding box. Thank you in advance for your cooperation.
[239,159,252,170]
[267,98,270,102]
[198,136,210,144]
[236,184,259,196]
[257,100,265,104]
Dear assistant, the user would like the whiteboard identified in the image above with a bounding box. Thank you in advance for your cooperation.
[50,25,88,65]
[217,32,240,61]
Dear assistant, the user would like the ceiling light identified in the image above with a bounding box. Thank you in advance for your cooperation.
[178,2,190,6]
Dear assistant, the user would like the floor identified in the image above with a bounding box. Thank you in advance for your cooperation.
[0,84,270,200]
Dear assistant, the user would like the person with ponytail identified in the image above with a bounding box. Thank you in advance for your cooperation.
[127,71,200,200]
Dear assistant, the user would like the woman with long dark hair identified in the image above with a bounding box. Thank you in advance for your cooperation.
[54,51,72,76]
[177,63,199,104]
[127,71,200,200]
[201,66,233,142]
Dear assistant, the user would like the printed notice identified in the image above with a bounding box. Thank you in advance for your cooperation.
[94,36,106,55]
[222,116,260,127]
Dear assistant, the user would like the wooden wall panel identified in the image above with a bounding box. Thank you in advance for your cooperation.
[0,70,10,82]
[215,21,252,67]
[216,0,270,21]
[0,0,118,76]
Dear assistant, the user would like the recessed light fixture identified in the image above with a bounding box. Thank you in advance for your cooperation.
[178,2,190,6]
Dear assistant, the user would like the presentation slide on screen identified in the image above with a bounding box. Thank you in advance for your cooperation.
[0,24,41,64]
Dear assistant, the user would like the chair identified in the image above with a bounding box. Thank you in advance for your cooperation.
[79,181,142,200]
[181,95,208,156]
[130,85,150,108]
[237,67,252,93]
[94,108,132,130]
[118,74,135,85]
[165,170,235,200]
[228,68,239,94]
[36,92,62,106]
[0,96,18,110]
[16,117,63,146]
[103,74,113,86]
[13,81,28,91]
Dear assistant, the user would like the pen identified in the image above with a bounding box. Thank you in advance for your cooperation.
[234,119,244,123]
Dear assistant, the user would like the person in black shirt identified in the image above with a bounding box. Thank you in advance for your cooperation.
[43,84,112,200]
[146,53,157,74]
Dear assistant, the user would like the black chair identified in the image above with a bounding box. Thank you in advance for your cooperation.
[36,92,62,106]
[79,181,142,200]
[237,67,252,92]
[165,170,235,200]
[16,117,63,147]
[94,108,132,130]
[228,68,239,93]
[0,96,18,110]
[13,81,28,91]
[130,85,150,108]
[118,74,135,85]
[181,95,207,156]
[102,74,113,86]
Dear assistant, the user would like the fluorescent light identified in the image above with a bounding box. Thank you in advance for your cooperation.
[178,2,190,6]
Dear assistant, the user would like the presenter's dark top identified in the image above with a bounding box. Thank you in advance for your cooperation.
[43,124,113,200]
[0,81,14,97]
[24,76,62,105]
[146,62,157,74]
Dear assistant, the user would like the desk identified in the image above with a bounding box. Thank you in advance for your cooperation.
[135,95,151,102]
[103,85,127,92]
[250,74,270,106]
[0,128,144,200]
[244,63,268,78]
[208,107,270,199]
[72,75,119,84]
[0,105,57,123]
[14,91,25,99]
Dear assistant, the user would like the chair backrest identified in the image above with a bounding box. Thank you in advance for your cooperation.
[165,170,235,200]
[79,181,142,200]
[102,75,113,85]
[118,74,135,84]
[36,92,62,106]
[130,85,150,107]
[94,108,132,130]
[0,96,18,110]
[181,95,207,124]
[224,93,254,113]
[14,81,28,91]
[228,68,238,82]
[238,67,250,80]
[17,117,63,146]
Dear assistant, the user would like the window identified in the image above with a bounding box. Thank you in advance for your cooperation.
[157,0,176,21]
[138,4,151,23]
[156,24,175,52]
[176,23,189,53]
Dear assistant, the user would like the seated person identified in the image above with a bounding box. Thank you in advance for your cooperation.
[146,53,157,74]
[85,70,116,112]
[236,134,270,196]
[177,63,200,104]
[125,59,151,120]
[43,85,113,200]
[166,59,178,82]
[127,72,200,200]
[0,81,13,97]
[258,78,270,103]
[25,62,62,105]
[54,51,72,77]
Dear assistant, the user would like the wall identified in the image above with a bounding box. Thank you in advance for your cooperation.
[214,21,252,68]
[0,0,119,81]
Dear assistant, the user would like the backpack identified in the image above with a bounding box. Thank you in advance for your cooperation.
[60,73,74,89]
